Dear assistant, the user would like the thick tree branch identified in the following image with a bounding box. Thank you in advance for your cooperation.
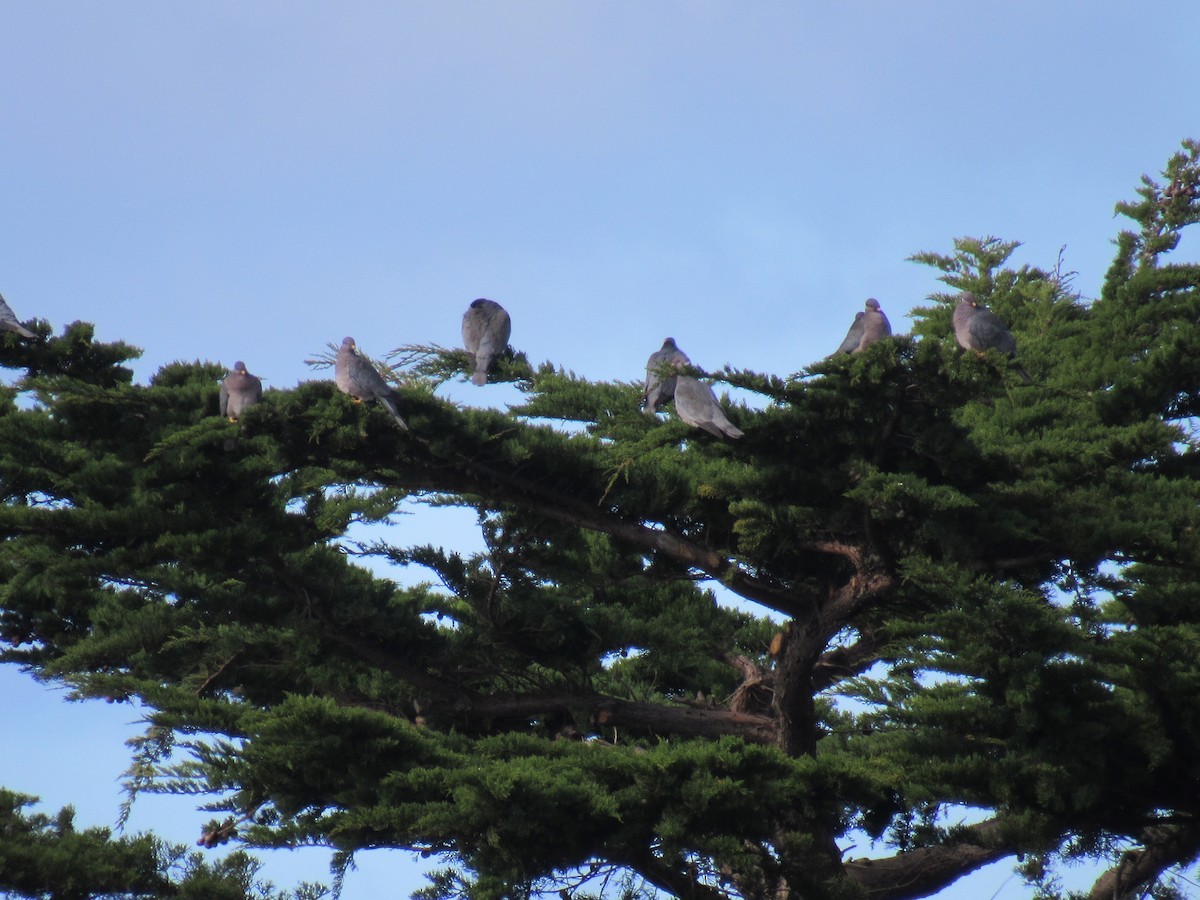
[323,620,779,743]
[618,848,733,900]
[812,627,887,692]
[460,691,779,745]
[843,818,1010,900]
[1086,823,1200,900]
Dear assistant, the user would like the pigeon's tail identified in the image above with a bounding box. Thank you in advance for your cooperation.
[1013,361,1034,384]
[696,418,744,440]
[470,354,493,386]
[5,321,36,340]
[696,408,744,440]
[714,416,745,440]
[378,393,409,430]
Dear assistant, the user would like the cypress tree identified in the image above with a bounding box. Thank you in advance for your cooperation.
[4,140,1200,899]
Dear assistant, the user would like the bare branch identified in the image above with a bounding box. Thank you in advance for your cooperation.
[1086,823,1200,900]
[473,691,779,745]
[813,627,887,692]
[843,818,1010,900]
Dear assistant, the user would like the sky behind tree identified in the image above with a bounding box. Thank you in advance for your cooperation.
[3,2,1199,896]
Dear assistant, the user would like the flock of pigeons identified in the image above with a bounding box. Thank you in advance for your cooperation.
[0,290,1029,440]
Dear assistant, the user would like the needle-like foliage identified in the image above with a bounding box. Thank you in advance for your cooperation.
[5,143,1200,900]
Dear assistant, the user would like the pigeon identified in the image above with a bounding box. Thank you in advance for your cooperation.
[952,292,1032,383]
[643,337,692,413]
[335,336,408,429]
[832,312,865,355]
[859,298,892,348]
[0,292,37,340]
[219,361,263,421]
[461,298,511,386]
[673,376,744,439]
[833,298,892,355]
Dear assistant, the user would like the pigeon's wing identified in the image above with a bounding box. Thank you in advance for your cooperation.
[673,376,743,440]
[462,306,484,356]
[643,347,673,411]
[475,303,512,357]
[351,355,393,397]
[219,381,230,418]
[952,300,981,351]
[352,358,408,428]
[0,292,37,340]
[858,309,892,349]
[833,312,866,355]
[235,373,263,415]
[971,309,1017,356]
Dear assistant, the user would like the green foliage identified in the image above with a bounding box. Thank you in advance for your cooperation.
[0,789,325,900]
[6,141,1200,899]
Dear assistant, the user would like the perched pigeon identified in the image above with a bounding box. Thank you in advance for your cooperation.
[219,361,263,421]
[461,298,511,386]
[832,312,865,355]
[335,337,408,429]
[673,376,744,440]
[952,292,1032,382]
[833,298,892,355]
[643,337,692,413]
[859,298,892,348]
[0,292,37,340]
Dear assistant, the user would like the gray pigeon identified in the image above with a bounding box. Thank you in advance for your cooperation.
[832,312,865,355]
[833,298,892,355]
[643,337,692,413]
[461,298,511,386]
[219,361,263,421]
[335,337,408,429]
[673,376,744,440]
[859,298,892,348]
[952,292,1032,382]
[0,292,37,340]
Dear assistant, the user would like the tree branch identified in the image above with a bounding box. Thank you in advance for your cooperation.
[1086,823,1200,900]
[333,435,818,619]
[842,818,1010,900]
[618,847,733,900]
[812,627,887,692]
[465,690,779,745]
[322,617,779,743]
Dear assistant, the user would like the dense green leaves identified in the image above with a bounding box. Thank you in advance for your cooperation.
[0,789,325,900]
[6,142,1200,899]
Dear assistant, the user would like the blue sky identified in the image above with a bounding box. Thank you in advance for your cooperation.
[2,2,1199,897]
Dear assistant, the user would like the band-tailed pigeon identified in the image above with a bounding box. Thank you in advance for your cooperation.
[643,337,692,413]
[0,292,37,340]
[219,361,263,421]
[833,298,892,354]
[832,312,865,355]
[462,298,511,386]
[952,292,1032,382]
[335,336,409,429]
[673,376,744,440]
